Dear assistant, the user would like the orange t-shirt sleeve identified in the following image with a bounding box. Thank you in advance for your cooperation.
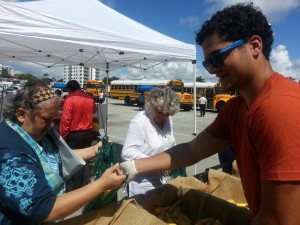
[206,99,233,141]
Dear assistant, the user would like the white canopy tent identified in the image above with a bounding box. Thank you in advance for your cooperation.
[0,0,198,135]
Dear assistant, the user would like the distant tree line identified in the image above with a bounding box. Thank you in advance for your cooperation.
[102,76,119,85]
[0,68,10,78]
[1,68,119,86]
[196,76,205,82]
[0,68,64,85]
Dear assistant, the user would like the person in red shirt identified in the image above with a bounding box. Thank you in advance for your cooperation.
[120,3,300,224]
[59,80,97,191]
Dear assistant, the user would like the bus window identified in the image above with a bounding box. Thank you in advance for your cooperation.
[205,88,214,109]
[170,85,183,93]
[198,88,204,94]
[206,88,214,99]
[215,86,225,95]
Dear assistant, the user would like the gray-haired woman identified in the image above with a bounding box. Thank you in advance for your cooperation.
[121,86,180,197]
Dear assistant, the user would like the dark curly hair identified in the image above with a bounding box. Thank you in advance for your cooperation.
[196,2,274,60]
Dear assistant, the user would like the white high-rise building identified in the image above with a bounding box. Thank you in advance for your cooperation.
[0,64,14,76]
[63,66,101,87]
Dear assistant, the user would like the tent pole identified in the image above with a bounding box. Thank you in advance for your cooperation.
[192,60,197,137]
[105,63,109,136]
[0,87,4,121]
[192,60,197,175]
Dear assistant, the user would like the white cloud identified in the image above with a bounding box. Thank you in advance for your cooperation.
[204,0,300,22]
[250,0,300,22]
[270,45,300,80]
[113,62,209,82]
[179,15,201,28]
[1,59,217,83]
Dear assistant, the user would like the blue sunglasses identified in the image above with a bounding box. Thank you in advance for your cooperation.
[202,39,245,72]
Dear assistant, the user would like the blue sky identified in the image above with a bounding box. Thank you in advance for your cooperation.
[2,0,300,82]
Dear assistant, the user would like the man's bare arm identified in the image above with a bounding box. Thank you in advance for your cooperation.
[135,130,231,173]
[252,180,300,225]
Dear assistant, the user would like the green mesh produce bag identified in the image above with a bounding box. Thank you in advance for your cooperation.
[82,136,120,213]
[93,136,117,179]
[170,168,187,179]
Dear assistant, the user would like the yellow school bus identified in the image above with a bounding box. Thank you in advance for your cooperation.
[110,79,193,111]
[83,80,105,103]
[183,82,238,112]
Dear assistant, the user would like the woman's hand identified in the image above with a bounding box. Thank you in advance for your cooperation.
[90,139,112,158]
[74,141,102,160]
[91,141,102,157]
[99,163,127,190]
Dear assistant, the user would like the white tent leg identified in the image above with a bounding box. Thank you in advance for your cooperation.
[105,63,109,136]
[193,62,197,137]
[192,61,197,175]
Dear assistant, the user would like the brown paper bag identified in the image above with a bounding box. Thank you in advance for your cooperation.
[206,169,246,203]
[168,176,207,192]
[231,160,240,178]
[180,189,251,225]
[56,199,167,225]
[133,183,182,214]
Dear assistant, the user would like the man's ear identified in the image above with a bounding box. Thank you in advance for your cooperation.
[248,35,263,59]
[16,108,26,124]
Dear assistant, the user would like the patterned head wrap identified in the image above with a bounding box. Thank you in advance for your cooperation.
[32,89,56,105]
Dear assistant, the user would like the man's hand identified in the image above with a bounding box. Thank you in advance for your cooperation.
[119,161,138,182]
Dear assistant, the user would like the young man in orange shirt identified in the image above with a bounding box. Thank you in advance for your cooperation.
[120,3,300,224]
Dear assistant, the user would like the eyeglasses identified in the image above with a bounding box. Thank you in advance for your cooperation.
[155,110,170,116]
[152,109,170,119]
[202,39,245,72]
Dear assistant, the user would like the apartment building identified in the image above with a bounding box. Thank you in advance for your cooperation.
[63,66,101,87]
[0,64,14,76]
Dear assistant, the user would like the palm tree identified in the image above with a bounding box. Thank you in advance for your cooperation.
[196,76,205,82]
